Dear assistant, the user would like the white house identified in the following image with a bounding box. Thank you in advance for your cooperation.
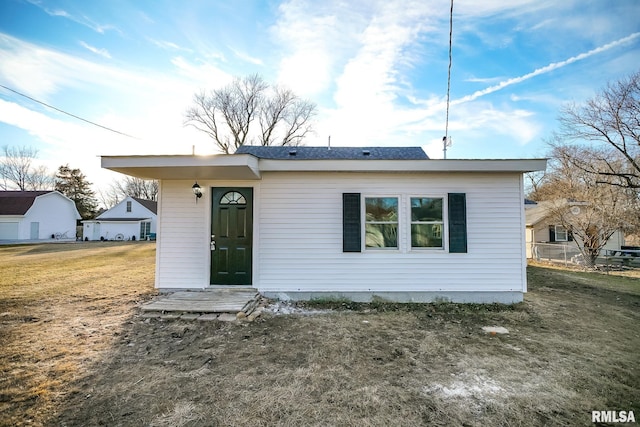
[102,146,546,303]
[83,196,157,241]
[0,191,81,240]
[525,200,624,259]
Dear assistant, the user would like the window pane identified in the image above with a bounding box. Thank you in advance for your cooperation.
[365,224,398,248]
[411,198,443,221]
[365,198,398,221]
[220,191,246,205]
[555,226,568,241]
[411,224,443,248]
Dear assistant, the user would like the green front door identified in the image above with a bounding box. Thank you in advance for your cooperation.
[210,187,253,285]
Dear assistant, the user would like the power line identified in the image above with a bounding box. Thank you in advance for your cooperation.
[443,0,454,159]
[0,83,139,139]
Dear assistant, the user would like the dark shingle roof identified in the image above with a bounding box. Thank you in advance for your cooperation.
[0,191,52,215]
[132,197,158,214]
[235,146,429,160]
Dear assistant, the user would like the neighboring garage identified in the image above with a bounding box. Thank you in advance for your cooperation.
[0,222,19,239]
[0,191,81,241]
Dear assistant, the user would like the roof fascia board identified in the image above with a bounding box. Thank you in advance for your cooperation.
[101,154,261,180]
[101,155,547,179]
[258,158,548,173]
[102,154,259,168]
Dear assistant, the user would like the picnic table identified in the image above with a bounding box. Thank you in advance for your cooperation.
[603,249,640,268]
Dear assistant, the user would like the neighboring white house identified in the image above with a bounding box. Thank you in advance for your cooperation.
[525,200,625,259]
[102,146,546,303]
[83,196,157,241]
[0,191,81,240]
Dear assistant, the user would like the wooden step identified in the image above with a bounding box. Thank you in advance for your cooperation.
[142,290,260,314]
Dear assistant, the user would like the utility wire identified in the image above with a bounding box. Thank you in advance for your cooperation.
[0,83,139,139]
[443,0,453,159]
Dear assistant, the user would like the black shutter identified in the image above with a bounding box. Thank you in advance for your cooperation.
[343,193,361,252]
[448,193,467,253]
[549,225,556,242]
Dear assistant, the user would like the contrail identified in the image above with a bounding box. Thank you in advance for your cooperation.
[453,32,640,105]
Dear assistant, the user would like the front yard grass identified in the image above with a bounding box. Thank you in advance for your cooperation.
[0,242,638,426]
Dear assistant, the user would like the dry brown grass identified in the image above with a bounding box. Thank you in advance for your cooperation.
[0,242,156,426]
[1,243,638,426]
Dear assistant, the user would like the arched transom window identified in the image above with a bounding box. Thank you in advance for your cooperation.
[220,191,246,205]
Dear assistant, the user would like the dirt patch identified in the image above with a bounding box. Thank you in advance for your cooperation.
[1,244,639,426]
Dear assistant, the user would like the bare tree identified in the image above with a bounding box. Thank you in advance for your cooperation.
[557,70,640,189]
[97,186,122,210]
[259,86,316,147]
[100,177,158,208]
[185,74,316,153]
[118,177,158,201]
[27,165,55,190]
[0,145,54,190]
[530,144,639,266]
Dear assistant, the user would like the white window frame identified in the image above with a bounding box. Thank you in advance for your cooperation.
[361,194,450,252]
[126,201,132,212]
[363,196,400,250]
[555,225,568,242]
[139,221,151,239]
[409,196,446,250]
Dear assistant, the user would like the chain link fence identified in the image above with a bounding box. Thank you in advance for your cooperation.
[531,243,640,270]
[531,243,586,267]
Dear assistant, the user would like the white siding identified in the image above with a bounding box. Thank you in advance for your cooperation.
[22,193,79,240]
[85,197,157,241]
[89,222,140,240]
[155,172,527,294]
[155,180,258,289]
[97,197,156,222]
[255,172,526,294]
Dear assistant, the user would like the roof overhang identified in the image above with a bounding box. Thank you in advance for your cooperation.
[101,154,261,180]
[101,154,547,180]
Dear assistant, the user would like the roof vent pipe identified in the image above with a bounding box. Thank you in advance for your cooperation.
[289,149,297,156]
[362,149,370,156]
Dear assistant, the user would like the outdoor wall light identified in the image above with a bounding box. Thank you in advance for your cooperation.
[192,181,203,201]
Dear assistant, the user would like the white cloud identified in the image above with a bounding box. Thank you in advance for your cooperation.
[453,32,640,105]
[147,38,192,53]
[0,35,231,189]
[0,33,80,99]
[454,0,557,19]
[170,56,232,90]
[229,47,264,66]
[26,0,119,34]
[79,41,111,59]
[271,0,372,96]
[273,0,442,144]
[465,75,505,84]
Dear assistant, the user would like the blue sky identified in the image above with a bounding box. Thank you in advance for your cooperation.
[0,0,639,188]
